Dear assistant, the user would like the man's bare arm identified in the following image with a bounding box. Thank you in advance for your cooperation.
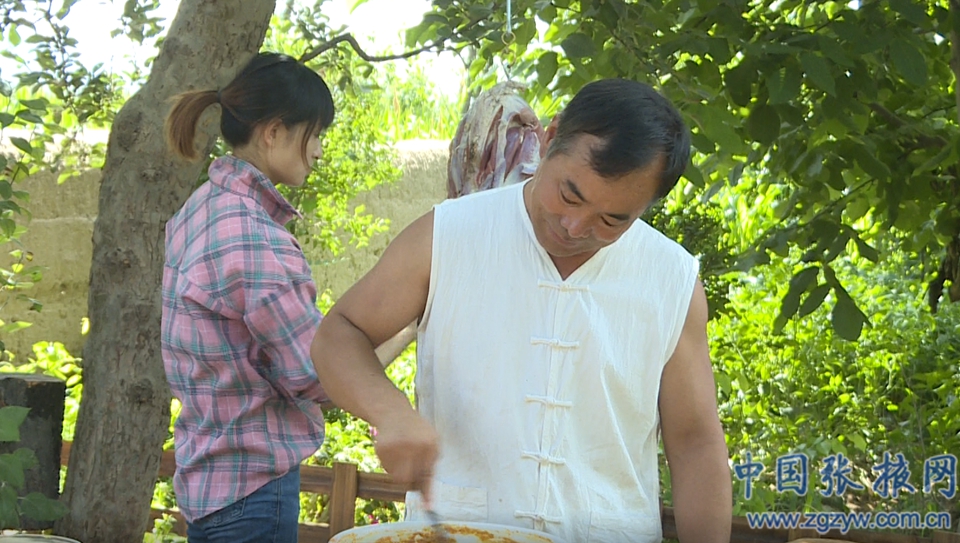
[659,279,732,543]
[311,211,439,499]
[374,321,418,367]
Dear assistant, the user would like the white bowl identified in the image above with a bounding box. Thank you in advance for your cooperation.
[0,537,81,543]
[329,521,568,543]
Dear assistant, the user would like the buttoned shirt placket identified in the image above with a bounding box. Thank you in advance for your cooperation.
[515,279,589,531]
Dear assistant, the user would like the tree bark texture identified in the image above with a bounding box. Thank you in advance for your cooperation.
[55,1,276,541]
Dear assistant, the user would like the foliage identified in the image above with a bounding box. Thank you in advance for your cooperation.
[0,340,83,519]
[0,405,68,528]
[706,247,960,528]
[646,179,740,316]
[263,7,465,261]
[411,0,960,340]
[282,88,398,260]
[0,341,82,442]
[1,0,128,361]
[256,14,402,262]
[280,1,463,141]
[370,62,462,142]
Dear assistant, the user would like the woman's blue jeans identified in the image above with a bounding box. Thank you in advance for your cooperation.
[186,467,300,543]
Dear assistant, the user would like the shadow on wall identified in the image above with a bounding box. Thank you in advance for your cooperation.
[0,139,450,361]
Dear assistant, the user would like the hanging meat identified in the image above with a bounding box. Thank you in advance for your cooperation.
[447,82,546,199]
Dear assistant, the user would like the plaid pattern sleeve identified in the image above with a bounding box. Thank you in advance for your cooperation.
[214,208,328,405]
[162,156,326,522]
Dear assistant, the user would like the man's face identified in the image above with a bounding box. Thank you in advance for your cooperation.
[527,133,663,259]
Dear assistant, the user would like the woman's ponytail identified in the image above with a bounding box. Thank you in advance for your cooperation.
[164,90,220,161]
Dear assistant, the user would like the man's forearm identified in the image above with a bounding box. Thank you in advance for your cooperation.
[670,438,732,543]
[311,312,415,427]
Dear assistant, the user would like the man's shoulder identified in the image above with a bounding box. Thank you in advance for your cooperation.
[438,182,522,210]
[434,182,522,229]
[626,219,696,261]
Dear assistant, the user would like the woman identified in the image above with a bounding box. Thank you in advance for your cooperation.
[161,52,334,543]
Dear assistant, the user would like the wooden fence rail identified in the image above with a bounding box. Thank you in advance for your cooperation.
[59,442,958,543]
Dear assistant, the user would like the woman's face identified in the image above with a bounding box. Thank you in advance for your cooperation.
[264,122,323,188]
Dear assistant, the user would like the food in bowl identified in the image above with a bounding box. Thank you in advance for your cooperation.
[373,525,524,543]
[329,521,567,543]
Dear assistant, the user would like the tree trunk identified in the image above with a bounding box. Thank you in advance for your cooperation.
[55,1,276,541]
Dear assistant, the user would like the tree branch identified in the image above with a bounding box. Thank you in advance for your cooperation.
[299,32,445,64]
[868,102,948,149]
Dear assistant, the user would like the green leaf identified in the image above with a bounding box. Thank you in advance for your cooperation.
[0,321,30,334]
[889,0,930,27]
[59,0,81,17]
[746,105,780,145]
[706,37,731,64]
[767,63,802,105]
[800,52,836,95]
[12,448,37,471]
[560,33,597,59]
[9,137,32,156]
[683,164,705,187]
[774,266,820,332]
[798,284,831,318]
[0,112,13,127]
[420,13,448,25]
[816,35,854,68]
[825,165,846,191]
[467,5,493,19]
[832,292,867,341]
[0,454,25,490]
[914,138,955,174]
[513,18,537,49]
[824,231,851,263]
[0,218,16,238]
[20,492,68,522]
[724,63,755,107]
[348,0,372,12]
[0,485,19,529]
[854,236,878,262]
[790,266,820,293]
[774,288,803,333]
[851,144,891,180]
[0,181,12,200]
[694,107,749,155]
[889,39,928,87]
[16,111,43,124]
[18,99,47,110]
[8,26,20,47]
[537,52,558,88]
[0,406,30,442]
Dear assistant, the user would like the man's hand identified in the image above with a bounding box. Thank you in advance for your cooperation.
[311,211,438,500]
[374,410,441,507]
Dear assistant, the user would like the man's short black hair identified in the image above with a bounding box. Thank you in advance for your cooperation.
[546,79,691,201]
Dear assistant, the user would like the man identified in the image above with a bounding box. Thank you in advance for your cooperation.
[311,78,732,543]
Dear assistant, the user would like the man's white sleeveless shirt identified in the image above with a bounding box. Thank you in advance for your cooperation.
[405,181,700,543]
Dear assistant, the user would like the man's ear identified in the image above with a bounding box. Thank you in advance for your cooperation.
[540,114,561,159]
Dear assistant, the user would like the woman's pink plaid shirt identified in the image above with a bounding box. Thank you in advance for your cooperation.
[161,156,327,523]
